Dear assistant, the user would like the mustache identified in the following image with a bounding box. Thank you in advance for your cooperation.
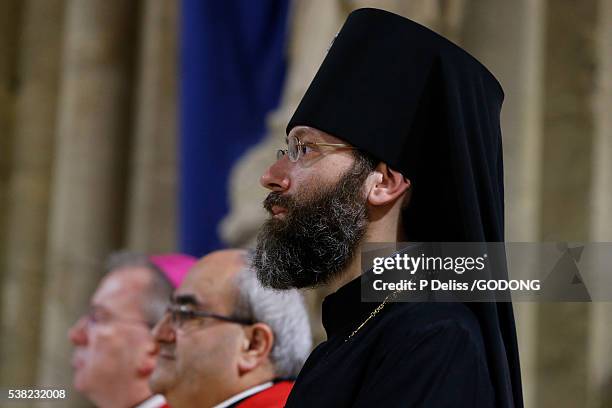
[263,192,295,214]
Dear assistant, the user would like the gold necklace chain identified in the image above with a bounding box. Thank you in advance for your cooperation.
[346,290,401,341]
[345,253,418,342]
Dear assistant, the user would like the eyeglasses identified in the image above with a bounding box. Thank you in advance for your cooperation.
[83,305,152,329]
[276,134,356,162]
[165,303,254,329]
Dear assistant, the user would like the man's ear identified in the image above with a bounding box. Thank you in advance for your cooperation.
[366,162,411,206]
[237,323,274,375]
[137,337,158,378]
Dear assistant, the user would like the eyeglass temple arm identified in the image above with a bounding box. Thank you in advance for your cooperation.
[303,142,358,148]
[192,310,254,325]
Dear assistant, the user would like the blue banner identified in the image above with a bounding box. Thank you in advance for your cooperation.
[179,0,290,256]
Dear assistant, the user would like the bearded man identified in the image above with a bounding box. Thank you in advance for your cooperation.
[253,8,523,408]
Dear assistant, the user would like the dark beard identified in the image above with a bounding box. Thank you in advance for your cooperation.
[253,161,372,289]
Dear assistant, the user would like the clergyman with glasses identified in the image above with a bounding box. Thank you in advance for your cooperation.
[148,249,312,408]
[68,252,196,408]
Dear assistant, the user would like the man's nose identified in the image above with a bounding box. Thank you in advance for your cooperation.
[68,317,88,346]
[152,313,175,343]
[260,157,290,192]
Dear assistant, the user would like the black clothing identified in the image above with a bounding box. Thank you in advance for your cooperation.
[285,276,495,407]
[286,8,522,407]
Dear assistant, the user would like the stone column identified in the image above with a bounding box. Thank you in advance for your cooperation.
[36,1,138,402]
[0,0,22,199]
[0,0,65,389]
[538,1,598,407]
[460,1,545,406]
[126,0,178,253]
[0,0,22,391]
[588,1,612,406]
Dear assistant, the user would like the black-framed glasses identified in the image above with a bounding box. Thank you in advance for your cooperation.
[276,134,356,162]
[165,303,254,329]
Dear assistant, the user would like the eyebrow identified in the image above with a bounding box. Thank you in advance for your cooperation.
[291,128,320,143]
[90,304,110,313]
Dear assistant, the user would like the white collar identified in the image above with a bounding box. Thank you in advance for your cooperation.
[212,382,274,408]
[134,394,166,408]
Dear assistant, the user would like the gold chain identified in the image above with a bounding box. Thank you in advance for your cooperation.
[346,248,421,341]
[346,290,400,341]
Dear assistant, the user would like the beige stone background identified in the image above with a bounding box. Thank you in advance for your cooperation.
[0,0,610,407]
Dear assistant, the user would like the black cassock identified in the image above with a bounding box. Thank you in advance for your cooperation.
[285,276,495,408]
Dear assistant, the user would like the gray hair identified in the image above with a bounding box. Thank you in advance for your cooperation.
[234,252,312,378]
[106,251,174,327]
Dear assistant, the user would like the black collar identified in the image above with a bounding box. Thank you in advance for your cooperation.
[321,275,381,339]
[321,244,428,339]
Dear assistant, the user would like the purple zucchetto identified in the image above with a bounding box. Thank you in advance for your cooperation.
[149,253,197,288]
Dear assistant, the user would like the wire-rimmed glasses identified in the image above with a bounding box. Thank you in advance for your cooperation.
[276,134,356,162]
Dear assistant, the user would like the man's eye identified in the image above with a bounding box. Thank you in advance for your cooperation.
[89,308,108,323]
[301,144,315,155]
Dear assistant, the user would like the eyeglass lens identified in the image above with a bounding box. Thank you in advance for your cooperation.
[287,135,299,162]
